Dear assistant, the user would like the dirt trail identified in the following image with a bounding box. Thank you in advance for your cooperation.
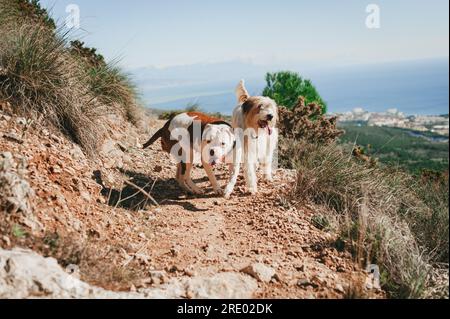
[119,118,372,298]
[0,111,380,298]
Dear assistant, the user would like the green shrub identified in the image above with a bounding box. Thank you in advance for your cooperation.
[278,96,343,143]
[277,96,343,169]
[263,71,327,114]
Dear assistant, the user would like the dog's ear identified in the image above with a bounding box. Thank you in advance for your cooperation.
[242,98,256,114]
[236,79,250,104]
[201,123,213,141]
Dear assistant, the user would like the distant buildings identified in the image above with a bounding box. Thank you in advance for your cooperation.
[335,108,449,136]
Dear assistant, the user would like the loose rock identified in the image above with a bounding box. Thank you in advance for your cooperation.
[241,263,276,283]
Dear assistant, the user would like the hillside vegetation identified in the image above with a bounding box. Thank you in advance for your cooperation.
[0,0,448,300]
[278,103,449,298]
[0,0,142,154]
[338,124,449,174]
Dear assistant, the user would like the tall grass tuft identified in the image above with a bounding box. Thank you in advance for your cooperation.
[0,0,143,153]
[290,140,448,298]
[0,22,103,153]
[70,40,142,125]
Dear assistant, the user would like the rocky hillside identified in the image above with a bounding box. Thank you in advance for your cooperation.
[0,101,383,299]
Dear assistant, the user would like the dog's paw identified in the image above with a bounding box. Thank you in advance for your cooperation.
[193,189,205,195]
[248,186,258,195]
[223,190,232,199]
[187,186,204,195]
[263,174,273,182]
[223,185,233,199]
[214,188,224,196]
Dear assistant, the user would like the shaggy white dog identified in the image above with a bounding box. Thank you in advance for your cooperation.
[224,80,278,198]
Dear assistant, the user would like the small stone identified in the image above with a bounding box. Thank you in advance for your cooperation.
[15,117,27,125]
[297,278,310,287]
[153,165,163,173]
[184,268,195,277]
[50,134,61,143]
[122,154,132,164]
[167,265,179,273]
[272,273,282,283]
[170,246,179,257]
[3,132,23,144]
[337,265,346,272]
[2,236,11,246]
[335,283,345,293]
[51,165,62,174]
[116,142,127,152]
[65,264,80,279]
[149,270,168,285]
[138,278,152,288]
[311,275,325,287]
[71,219,82,232]
[138,232,146,239]
[241,263,276,283]
[135,253,150,265]
[103,159,115,169]
[295,263,306,272]
[0,114,11,121]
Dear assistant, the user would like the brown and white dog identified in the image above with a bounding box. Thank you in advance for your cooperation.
[224,80,278,199]
[143,112,235,195]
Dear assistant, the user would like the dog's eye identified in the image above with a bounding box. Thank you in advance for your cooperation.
[206,140,211,144]
[222,142,226,146]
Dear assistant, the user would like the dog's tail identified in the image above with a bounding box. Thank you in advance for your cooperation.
[142,128,164,149]
[236,79,250,104]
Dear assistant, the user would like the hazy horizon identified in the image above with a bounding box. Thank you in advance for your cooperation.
[39,1,449,115]
[135,57,449,116]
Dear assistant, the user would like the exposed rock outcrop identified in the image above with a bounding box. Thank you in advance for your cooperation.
[0,248,258,299]
[0,152,41,231]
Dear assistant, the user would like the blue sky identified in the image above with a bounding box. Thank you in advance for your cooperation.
[40,0,449,69]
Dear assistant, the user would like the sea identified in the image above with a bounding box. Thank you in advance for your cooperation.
[138,58,449,116]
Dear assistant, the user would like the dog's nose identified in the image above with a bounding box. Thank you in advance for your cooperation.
[210,149,215,157]
[267,114,274,121]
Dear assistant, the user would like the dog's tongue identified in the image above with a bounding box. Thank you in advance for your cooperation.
[267,126,273,135]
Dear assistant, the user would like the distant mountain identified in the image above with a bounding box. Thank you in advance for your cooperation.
[130,58,449,116]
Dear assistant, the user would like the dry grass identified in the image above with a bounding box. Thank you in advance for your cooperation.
[0,0,143,154]
[278,96,344,169]
[289,140,449,298]
[0,23,104,154]
[0,216,146,291]
[278,96,344,143]
[70,40,143,126]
